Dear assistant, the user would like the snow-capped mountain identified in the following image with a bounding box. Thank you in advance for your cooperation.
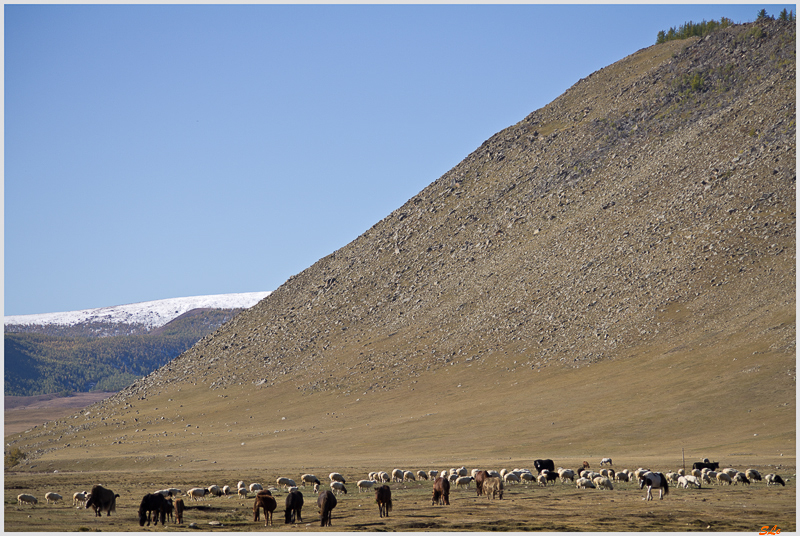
[4,292,271,329]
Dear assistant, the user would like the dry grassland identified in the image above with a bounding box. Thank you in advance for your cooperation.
[4,465,795,532]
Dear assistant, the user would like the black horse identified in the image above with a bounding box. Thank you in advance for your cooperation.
[318,490,337,527]
[138,493,170,526]
[284,490,304,524]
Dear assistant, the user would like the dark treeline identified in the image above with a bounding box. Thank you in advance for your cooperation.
[657,9,795,44]
[5,309,242,396]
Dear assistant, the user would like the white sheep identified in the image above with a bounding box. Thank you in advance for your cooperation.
[17,494,37,506]
[576,478,596,489]
[537,474,548,487]
[765,474,786,486]
[455,476,473,489]
[703,471,717,484]
[237,488,248,499]
[379,471,391,483]
[733,473,751,485]
[722,468,739,477]
[716,472,732,485]
[249,483,263,492]
[357,480,377,492]
[276,478,296,490]
[154,489,173,497]
[237,481,245,490]
[615,472,629,483]
[73,491,88,508]
[678,476,700,489]
[428,470,439,479]
[457,466,468,477]
[222,485,232,496]
[403,471,416,482]
[391,469,405,482]
[745,469,762,482]
[593,476,614,490]
[558,468,575,483]
[521,472,536,483]
[417,470,429,480]
[207,485,223,497]
[187,488,208,501]
[45,492,63,504]
[691,468,702,479]
[487,470,501,478]
[329,472,347,484]
[301,474,321,487]
[330,481,348,495]
[666,472,680,484]
[599,458,613,466]
[503,473,521,484]
[676,468,685,476]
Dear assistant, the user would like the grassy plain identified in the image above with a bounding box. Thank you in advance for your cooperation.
[4,464,795,532]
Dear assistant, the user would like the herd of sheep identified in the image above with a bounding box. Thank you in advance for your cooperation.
[13,459,790,526]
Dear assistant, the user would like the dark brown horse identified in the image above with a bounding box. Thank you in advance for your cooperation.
[375,485,392,517]
[317,490,337,527]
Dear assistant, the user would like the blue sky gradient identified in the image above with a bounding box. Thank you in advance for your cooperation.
[5,4,794,315]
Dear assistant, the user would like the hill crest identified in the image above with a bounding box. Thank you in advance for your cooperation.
[6,20,795,469]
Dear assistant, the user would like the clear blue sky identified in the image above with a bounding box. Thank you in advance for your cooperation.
[4,4,793,315]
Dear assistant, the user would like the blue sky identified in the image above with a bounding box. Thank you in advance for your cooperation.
[4,4,793,316]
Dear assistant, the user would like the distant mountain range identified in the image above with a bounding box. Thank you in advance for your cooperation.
[5,292,271,330]
[4,292,271,396]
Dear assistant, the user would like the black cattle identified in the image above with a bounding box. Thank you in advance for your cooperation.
[85,485,119,517]
[692,461,720,471]
[138,493,170,526]
[534,459,555,475]
[284,490,304,524]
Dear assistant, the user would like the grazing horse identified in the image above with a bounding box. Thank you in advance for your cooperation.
[600,458,613,466]
[138,493,170,526]
[375,485,392,518]
[284,490,304,524]
[640,472,669,500]
[474,470,490,496]
[431,477,450,506]
[253,491,277,526]
[317,490,337,527]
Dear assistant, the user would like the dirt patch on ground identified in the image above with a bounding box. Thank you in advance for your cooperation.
[4,392,115,436]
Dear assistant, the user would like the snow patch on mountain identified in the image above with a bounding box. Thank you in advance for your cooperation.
[4,292,271,329]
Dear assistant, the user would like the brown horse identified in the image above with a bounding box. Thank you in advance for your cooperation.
[253,490,277,526]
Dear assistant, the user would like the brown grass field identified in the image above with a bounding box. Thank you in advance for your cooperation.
[4,462,795,532]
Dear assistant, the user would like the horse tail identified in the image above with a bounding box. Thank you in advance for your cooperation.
[659,473,669,495]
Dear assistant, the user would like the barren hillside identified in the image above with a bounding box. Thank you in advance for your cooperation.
[6,20,794,472]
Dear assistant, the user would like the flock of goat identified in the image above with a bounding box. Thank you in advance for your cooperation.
[14,459,789,528]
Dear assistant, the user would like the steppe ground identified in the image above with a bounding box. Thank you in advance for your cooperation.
[4,460,795,532]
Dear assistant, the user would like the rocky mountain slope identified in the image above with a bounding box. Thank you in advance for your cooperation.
[6,20,794,471]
